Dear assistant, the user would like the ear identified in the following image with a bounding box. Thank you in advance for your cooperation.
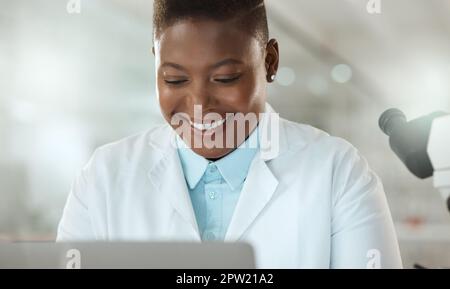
[265,39,279,83]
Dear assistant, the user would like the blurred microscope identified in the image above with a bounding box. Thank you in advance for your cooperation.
[379,109,450,269]
[379,108,450,213]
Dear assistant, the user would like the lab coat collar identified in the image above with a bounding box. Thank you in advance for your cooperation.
[146,102,291,241]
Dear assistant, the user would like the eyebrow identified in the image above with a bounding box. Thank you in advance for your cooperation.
[211,58,244,69]
[160,62,186,72]
[160,58,244,72]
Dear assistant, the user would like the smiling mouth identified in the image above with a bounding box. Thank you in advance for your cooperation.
[189,115,231,132]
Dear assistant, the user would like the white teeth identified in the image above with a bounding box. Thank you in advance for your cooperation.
[190,117,227,131]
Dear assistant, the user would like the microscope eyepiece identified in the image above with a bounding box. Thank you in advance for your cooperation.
[378,108,443,179]
[379,108,407,137]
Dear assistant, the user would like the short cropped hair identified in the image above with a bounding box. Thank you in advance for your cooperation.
[153,0,269,47]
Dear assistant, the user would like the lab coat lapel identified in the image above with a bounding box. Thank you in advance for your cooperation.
[147,126,201,241]
[224,104,284,241]
[147,103,286,242]
[224,154,279,242]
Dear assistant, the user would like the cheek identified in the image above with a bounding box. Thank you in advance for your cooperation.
[157,82,180,120]
[216,73,265,109]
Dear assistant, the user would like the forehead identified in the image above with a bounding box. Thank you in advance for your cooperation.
[155,19,263,66]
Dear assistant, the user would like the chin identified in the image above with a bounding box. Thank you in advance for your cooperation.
[191,147,233,160]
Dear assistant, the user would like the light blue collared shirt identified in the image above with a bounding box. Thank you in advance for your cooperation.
[176,128,259,241]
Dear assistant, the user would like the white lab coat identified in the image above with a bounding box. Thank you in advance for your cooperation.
[57,103,402,268]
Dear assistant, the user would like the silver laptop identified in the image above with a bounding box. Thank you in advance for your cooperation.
[0,242,255,269]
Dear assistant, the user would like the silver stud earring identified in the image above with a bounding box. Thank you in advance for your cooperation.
[270,74,276,81]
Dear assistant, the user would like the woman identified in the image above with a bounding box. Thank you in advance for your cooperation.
[57,0,402,268]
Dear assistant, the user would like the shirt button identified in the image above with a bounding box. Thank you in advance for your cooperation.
[208,191,216,200]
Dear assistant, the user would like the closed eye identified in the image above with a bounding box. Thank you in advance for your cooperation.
[214,75,242,84]
[164,79,188,85]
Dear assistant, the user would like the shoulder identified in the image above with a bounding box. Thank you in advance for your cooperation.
[277,118,369,184]
[280,118,356,157]
[278,118,378,201]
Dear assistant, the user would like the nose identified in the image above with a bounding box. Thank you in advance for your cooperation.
[186,79,217,114]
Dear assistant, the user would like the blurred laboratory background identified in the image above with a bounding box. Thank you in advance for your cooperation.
[1,0,450,268]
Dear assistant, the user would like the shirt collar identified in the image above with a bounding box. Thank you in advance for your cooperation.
[176,126,259,190]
